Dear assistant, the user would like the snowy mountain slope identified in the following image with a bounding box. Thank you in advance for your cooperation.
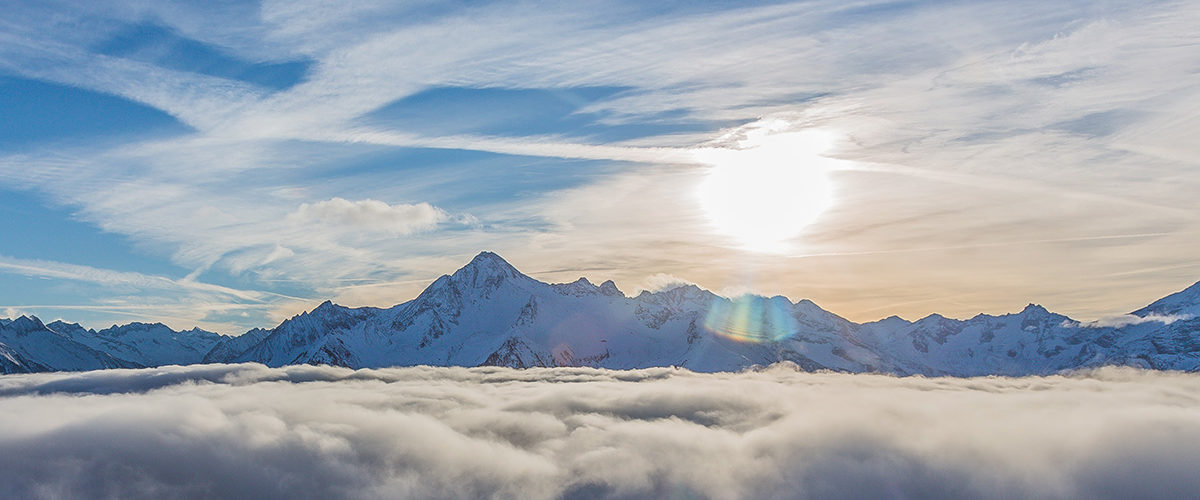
[51,321,223,367]
[0,341,35,373]
[1132,280,1200,318]
[853,305,1127,376]
[1103,316,1200,371]
[0,316,138,373]
[202,328,271,363]
[859,301,1200,374]
[4,252,1200,375]
[224,252,917,372]
[214,252,1200,374]
[231,301,383,367]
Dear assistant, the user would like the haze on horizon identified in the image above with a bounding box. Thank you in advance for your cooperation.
[2,0,1199,334]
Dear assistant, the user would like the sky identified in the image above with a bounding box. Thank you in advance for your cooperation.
[1,0,1198,334]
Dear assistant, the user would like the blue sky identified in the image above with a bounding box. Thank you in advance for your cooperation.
[1,0,1198,333]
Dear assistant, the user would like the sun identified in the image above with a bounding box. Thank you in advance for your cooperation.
[694,127,838,252]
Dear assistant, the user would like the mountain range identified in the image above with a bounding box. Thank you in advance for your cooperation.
[3,251,1199,375]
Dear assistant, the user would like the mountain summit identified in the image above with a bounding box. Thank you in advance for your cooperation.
[3,253,1200,375]
[451,251,527,287]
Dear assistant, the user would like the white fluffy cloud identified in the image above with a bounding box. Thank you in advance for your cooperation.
[0,308,27,320]
[1,364,1198,499]
[637,273,695,293]
[289,197,448,235]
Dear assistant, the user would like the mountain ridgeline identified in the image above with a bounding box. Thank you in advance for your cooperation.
[3,252,1200,375]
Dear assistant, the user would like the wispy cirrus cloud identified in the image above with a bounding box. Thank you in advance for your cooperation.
[0,254,265,301]
[0,254,302,332]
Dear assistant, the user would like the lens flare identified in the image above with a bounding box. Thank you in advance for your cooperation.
[695,127,838,252]
[703,295,799,343]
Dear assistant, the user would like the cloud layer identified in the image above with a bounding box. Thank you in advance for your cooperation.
[1,364,1198,499]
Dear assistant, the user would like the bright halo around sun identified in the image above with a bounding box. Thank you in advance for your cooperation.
[695,126,838,253]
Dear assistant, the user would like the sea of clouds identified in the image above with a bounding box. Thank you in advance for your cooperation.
[1,363,1198,499]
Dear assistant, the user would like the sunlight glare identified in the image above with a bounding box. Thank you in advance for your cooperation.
[695,126,838,252]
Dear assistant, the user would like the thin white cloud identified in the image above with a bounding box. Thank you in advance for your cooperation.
[0,254,264,301]
[0,255,309,332]
[0,364,1198,499]
[1069,312,1195,329]
[330,128,698,164]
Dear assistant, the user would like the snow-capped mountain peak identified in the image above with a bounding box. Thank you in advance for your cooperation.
[598,280,623,297]
[552,277,599,296]
[551,277,625,297]
[450,251,528,289]
[1020,303,1051,316]
[309,300,342,315]
[9,315,48,332]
